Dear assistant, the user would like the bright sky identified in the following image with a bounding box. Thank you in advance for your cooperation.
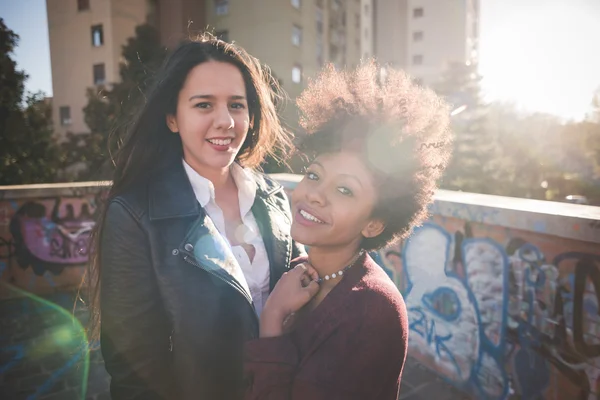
[1,0,599,121]
[478,0,600,121]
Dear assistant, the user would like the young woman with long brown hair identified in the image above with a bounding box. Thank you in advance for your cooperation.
[86,35,304,400]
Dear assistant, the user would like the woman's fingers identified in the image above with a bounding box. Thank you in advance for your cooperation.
[303,280,320,299]
[293,263,321,283]
[302,263,320,282]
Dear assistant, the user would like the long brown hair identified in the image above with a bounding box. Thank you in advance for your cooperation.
[83,33,293,340]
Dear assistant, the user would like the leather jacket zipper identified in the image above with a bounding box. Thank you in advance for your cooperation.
[181,254,260,339]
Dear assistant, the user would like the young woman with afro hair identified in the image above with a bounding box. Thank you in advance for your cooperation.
[243,61,453,400]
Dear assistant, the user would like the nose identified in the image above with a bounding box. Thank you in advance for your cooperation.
[305,183,327,207]
[213,104,234,131]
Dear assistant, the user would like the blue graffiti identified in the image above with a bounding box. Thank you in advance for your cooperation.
[513,347,550,399]
[392,220,600,399]
[401,222,509,399]
[422,287,462,322]
[409,306,461,379]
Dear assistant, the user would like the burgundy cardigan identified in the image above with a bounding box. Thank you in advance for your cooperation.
[244,253,408,400]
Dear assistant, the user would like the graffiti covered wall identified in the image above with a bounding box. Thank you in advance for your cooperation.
[0,184,109,299]
[373,190,600,400]
[2,179,600,399]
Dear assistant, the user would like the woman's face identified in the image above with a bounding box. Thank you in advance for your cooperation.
[290,151,385,249]
[166,61,250,173]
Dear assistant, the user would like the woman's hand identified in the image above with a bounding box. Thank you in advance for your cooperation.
[259,263,320,338]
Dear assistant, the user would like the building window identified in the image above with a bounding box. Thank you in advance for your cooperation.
[215,0,229,15]
[59,106,71,126]
[364,4,369,15]
[91,25,104,47]
[413,7,424,18]
[292,65,302,84]
[93,63,106,85]
[413,31,423,42]
[292,25,302,46]
[364,28,369,39]
[215,30,229,42]
[77,0,90,11]
[412,54,423,65]
[355,14,360,28]
[291,0,301,9]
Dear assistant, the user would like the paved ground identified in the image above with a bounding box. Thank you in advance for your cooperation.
[398,357,472,400]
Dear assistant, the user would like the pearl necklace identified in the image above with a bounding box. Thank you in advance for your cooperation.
[314,250,365,284]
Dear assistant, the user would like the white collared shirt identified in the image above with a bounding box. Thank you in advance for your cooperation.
[182,159,271,317]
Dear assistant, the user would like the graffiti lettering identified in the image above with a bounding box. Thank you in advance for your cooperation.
[9,197,97,275]
[376,220,600,400]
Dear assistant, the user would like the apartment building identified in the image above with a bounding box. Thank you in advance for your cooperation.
[374,0,479,85]
[206,0,372,127]
[47,0,372,136]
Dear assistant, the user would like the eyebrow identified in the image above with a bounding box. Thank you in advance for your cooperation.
[188,94,247,101]
[311,161,364,188]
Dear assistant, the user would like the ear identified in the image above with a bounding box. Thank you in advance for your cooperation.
[166,114,179,133]
[361,219,385,239]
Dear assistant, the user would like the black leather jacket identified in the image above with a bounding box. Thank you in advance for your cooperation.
[99,159,304,400]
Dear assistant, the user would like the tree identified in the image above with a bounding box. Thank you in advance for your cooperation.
[0,19,61,185]
[585,89,600,179]
[70,23,167,180]
[433,62,500,194]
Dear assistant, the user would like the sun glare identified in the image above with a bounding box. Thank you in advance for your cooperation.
[479,0,600,120]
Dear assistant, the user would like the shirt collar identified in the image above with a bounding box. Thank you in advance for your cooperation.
[182,159,257,216]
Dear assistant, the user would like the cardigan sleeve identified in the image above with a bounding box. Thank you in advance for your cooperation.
[243,299,408,400]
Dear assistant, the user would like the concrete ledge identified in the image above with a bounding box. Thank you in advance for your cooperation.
[432,189,600,244]
[2,176,598,243]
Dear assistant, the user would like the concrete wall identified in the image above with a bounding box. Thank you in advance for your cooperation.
[373,190,600,400]
[1,179,600,399]
[0,182,109,399]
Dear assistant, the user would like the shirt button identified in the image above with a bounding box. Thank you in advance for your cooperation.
[184,243,194,252]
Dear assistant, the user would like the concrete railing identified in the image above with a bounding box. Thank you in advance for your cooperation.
[1,178,600,399]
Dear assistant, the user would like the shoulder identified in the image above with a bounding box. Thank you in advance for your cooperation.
[353,256,408,329]
[249,170,293,212]
[109,182,149,223]
[248,169,285,197]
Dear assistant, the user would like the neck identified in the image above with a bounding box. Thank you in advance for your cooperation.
[185,158,233,191]
[308,243,363,286]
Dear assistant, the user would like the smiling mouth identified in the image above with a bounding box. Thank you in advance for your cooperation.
[207,138,233,146]
[299,209,325,224]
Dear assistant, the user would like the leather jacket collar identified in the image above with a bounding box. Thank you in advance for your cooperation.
[148,159,284,221]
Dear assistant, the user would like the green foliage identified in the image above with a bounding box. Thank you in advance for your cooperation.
[433,62,600,204]
[72,23,166,180]
[0,19,61,185]
[433,62,500,194]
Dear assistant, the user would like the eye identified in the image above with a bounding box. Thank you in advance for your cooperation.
[230,102,246,110]
[194,102,211,109]
[337,187,353,196]
[305,171,319,181]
